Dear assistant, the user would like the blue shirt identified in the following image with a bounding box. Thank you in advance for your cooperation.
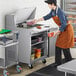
[43,7,68,32]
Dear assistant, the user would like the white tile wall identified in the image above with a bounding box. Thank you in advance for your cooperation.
[0,0,75,57]
[0,0,60,28]
[0,0,75,58]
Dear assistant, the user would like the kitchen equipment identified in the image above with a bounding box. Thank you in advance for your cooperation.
[0,31,22,76]
[57,59,76,76]
[0,29,11,34]
[61,0,76,47]
[5,7,59,68]
[5,7,48,69]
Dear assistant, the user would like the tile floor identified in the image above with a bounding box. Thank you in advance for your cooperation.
[0,57,55,76]
[0,48,76,76]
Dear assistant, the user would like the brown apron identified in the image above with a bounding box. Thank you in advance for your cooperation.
[53,16,74,49]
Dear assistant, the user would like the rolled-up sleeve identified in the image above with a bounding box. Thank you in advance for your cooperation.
[43,11,52,20]
[58,10,67,32]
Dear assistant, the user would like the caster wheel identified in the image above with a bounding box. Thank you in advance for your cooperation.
[28,65,33,69]
[16,65,22,73]
[42,59,46,64]
[3,70,9,76]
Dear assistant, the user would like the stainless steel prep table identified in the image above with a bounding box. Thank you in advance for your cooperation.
[16,24,58,68]
[5,7,59,68]
[57,59,76,76]
[0,32,22,75]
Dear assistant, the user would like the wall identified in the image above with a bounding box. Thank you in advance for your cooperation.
[0,0,60,28]
[0,0,76,58]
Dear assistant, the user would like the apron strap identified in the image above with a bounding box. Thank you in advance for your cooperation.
[56,6,58,16]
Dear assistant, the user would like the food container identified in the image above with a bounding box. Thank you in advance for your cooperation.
[31,53,35,60]
[74,38,76,42]
[37,37,42,42]
[34,49,41,58]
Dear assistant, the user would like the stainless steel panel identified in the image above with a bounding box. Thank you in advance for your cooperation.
[62,0,76,12]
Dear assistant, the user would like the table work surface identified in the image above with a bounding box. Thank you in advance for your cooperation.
[57,59,76,74]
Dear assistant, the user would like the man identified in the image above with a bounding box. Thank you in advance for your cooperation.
[33,0,74,66]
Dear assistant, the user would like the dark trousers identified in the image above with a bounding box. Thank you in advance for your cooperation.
[55,46,72,65]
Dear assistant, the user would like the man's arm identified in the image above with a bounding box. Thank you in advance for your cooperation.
[34,11,52,24]
[58,9,67,32]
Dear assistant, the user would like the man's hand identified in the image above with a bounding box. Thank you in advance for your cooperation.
[33,19,38,24]
[54,30,60,37]
[26,20,35,26]
[32,18,44,24]
[48,30,60,38]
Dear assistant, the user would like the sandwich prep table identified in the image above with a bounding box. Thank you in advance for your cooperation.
[5,7,59,68]
[61,0,76,47]
[0,30,22,76]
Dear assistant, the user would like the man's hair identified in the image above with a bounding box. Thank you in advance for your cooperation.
[45,0,57,6]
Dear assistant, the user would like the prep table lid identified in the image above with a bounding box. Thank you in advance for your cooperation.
[14,7,36,24]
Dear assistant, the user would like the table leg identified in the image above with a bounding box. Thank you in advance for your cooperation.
[65,72,67,76]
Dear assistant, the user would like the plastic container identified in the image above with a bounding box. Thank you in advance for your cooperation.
[31,53,35,60]
[35,49,41,58]
[37,37,42,42]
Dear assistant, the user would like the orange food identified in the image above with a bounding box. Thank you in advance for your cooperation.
[34,49,41,58]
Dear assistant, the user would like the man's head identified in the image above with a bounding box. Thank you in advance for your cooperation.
[45,0,57,9]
